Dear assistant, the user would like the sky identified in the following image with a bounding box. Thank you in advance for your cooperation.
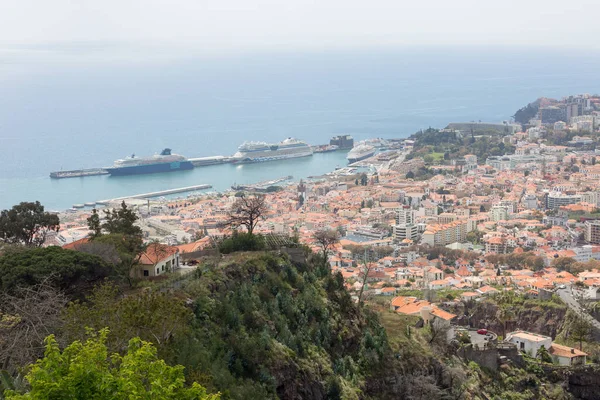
[2,0,600,60]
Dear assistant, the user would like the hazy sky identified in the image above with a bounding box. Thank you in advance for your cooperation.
[2,0,600,56]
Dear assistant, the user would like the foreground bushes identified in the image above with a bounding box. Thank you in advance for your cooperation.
[218,232,265,254]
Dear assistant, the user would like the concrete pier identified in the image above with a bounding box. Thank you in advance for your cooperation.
[97,184,212,204]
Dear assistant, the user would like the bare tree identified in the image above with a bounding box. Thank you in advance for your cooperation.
[357,250,374,307]
[313,229,340,261]
[0,280,68,372]
[225,195,267,235]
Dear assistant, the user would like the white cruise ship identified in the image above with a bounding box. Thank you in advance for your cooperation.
[232,138,313,163]
[347,142,376,164]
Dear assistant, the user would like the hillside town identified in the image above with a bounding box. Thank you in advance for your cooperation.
[20,93,600,372]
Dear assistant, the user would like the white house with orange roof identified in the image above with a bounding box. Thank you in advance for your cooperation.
[477,285,499,296]
[136,243,180,278]
[428,279,450,290]
[549,343,587,366]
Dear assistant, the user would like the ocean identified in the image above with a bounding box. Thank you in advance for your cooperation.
[1,46,600,210]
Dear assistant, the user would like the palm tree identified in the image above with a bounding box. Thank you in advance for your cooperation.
[496,305,515,339]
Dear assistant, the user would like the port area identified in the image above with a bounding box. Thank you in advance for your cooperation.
[93,184,213,206]
[50,168,109,179]
[231,176,293,192]
[49,140,353,180]
[188,156,234,166]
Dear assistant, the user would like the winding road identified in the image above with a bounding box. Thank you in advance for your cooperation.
[556,288,600,331]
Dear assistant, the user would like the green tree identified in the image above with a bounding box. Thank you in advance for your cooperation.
[92,233,145,287]
[87,208,102,238]
[62,282,193,352]
[496,305,515,339]
[0,246,111,294]
[552,257,576,273]
[0,202,59,247]
[360,173,368,186]
[313,229,341,262]
[466,230,483,244]
[405,171,415,179]
[536,345,553,363]
[102,201,142,237]
[4,329,218,400]
[570,312,592,351]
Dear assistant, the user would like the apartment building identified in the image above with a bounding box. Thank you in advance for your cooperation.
[421,220,470,247]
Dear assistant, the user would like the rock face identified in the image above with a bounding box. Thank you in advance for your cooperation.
[542,365,600,400]
[453,299,567,338]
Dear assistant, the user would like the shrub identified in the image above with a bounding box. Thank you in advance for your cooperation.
[218,233,265,254]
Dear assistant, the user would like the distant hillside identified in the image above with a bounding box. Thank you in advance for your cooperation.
[513,98,543,124]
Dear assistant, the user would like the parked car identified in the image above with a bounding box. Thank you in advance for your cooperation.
[558,284,566,289]
[477,329,488,335]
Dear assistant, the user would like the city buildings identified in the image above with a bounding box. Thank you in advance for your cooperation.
[585,220,600,244]
[421,220,470,247]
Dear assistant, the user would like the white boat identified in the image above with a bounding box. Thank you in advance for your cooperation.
[347,142,376,163]
[232,138,313,163]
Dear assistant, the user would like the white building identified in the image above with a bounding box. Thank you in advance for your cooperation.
[522,194,538,210]
[490,205,509,222]
[393,223,418,242]
[572,245,593,263]
[505,330,552,358]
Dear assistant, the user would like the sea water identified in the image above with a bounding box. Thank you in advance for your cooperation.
[1,46,600,210]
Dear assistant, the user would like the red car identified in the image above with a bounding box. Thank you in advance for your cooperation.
[477,329,488,335]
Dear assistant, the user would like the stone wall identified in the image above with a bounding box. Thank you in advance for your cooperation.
[458,346,499,371]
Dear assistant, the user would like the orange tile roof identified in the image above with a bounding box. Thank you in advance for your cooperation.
[430,308,457,321]
[549,343,587,358]
[62,237,90,250]
[139,243,178,265]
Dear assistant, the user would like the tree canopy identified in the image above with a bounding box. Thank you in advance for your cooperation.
[4,329,218,400]
[0,246,112,294]
[0,202,59,246]
[90,233,145,286]
[313,229,341,261]
[62,282,193,351]
[100,201,142,237]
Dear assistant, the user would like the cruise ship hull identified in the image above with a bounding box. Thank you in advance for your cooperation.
[232,150,313,164]
[106,161,194,176]
[347,151,376,164]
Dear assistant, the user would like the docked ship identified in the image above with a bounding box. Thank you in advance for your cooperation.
[346,142,376,164]
[105,148,194,176]
[313,144,339,153]
[330,135,354,149]
[232,138,313,163]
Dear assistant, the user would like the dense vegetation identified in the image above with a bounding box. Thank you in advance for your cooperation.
[405,128,515,164]
[4,330,218,400]
[172,252,387,399]
[0,246,111,294]
[513,100,540,125]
